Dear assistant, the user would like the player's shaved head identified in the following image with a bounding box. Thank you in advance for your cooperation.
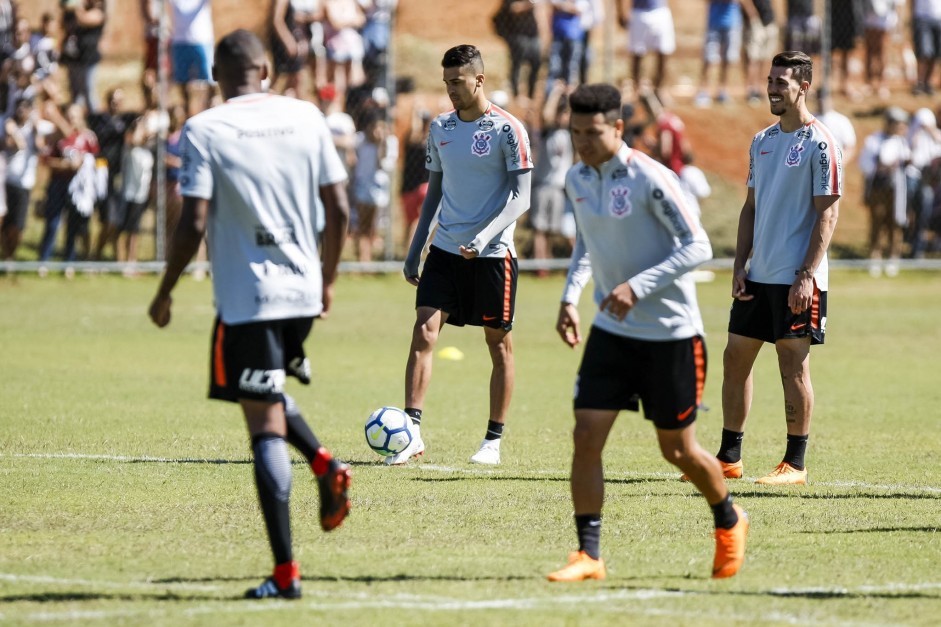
[569,84,623,124]
[442,44,484,75]
[214,29,266,75]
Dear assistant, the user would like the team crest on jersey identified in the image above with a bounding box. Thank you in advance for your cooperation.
[785,144,804,167]
[609,185,632,217]
[478,118,494,130]
[471,131,492,157]
[443,118,457,131]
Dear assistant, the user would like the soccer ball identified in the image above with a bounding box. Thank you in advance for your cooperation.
[365,407,414,457]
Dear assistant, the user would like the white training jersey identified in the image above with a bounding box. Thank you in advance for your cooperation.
[425,102,532,258]
[746,118,842,291]
[562,144,712,341]
[179,93,348,325]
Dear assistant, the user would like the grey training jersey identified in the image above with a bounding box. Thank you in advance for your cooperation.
[746,118,842,290]
[562,144,712,341]
[426,103,532,258]
[180,93,348,324]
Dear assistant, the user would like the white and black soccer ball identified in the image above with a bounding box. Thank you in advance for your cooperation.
[365,407,413,457]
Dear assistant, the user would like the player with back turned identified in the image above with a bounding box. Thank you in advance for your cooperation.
[148,30,352,600]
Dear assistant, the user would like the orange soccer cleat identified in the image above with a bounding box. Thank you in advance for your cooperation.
[681,459,744,482]
[755,462,807,485]
[547,551,607,582]
[712,504,749,579]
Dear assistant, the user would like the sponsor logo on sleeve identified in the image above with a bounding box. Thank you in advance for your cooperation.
[652,188,690,238]
[471,131,493,157]
[817,141,831,190]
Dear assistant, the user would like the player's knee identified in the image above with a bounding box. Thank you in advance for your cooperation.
[572,421,603,458]
[411,320,439,350]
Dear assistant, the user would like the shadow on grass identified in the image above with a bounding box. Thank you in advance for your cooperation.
[410,475,668,486]
[600,584,941,601]
[0,592,220,603]
[724,489,941,501]
[802,526,941,534]
[154,573,530,585]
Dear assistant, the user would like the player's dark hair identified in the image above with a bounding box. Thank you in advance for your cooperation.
[569,84,622,123]
[772,51,813,86]
[214,29,266,74]
[441,44,484,74]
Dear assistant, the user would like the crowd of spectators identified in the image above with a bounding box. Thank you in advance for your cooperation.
[1,0,940,273]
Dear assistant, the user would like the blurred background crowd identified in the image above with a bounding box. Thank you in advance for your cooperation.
[0,0,939,277]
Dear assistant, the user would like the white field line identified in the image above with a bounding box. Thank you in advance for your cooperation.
[4,452,941,494]
[5,580,911,626]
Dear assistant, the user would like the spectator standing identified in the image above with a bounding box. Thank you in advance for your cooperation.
[169,0,214,117]
[740,0,777,105]
[399,105,430,251]
[579,0,604,84]
[360,0,397,87]
[113,117,153,269]
[862,0,903,99]
[1,96,44,261]
[912,0,941,95]
[0,0,16,63]
[905,107,941,258]
[493,0,542,102]
[60,0,106,112]
[830,0,863,99]
[530,82,574,273]
[816,88,857,162]
[89,87,137,260]
[269,0,325,97]
[784,0,821,57]
[322,0,366,104]
[547,0,587,93]
[859,106,909,277]
[695,0,742,107]
[351,109,397,262]
[37,103,100,272]
[618,0,676,95]
[642,90,689,175]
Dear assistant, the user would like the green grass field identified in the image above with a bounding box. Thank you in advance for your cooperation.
[1,270,940,626]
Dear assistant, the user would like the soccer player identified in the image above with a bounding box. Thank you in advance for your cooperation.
[393,44,533,466]
[716,51,841,485]
[148,30,352,599]
[547,83,748,582]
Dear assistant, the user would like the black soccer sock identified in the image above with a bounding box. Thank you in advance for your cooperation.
[711,493,739,530]
[404,407,422,427]
[783,434,809,470]
[574,514,602,560]
[282,394,331,473]
[251,433,293,565]
[717,429,745,463]
[484,420,504,441]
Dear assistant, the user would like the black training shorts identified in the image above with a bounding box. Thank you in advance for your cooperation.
[208,316,313,403]
[728,280,827,345]
[573,327,707,430]
[416,246,518,331]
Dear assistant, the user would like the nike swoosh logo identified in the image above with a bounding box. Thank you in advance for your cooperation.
[576,197,587,202]
[760,151,773,155]
[440,141,453,146]
[482,315,498,321]
[790,322,807,331]
[677,405,695,421]
[587,520,601,527]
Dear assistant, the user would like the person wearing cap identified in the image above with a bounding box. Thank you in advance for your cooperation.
[859,106,911,277]
[711,51,842,486]
[149,29,353,600]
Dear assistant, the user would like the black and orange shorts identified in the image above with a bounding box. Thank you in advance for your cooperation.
[416,246,518,331]
[573,327,708,431]
[728,280,827,345]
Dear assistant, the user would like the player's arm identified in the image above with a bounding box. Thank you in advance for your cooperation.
[614,175,712,315]
[319,181,351,317]
[403,170,443,285]
[149,196,209,328]
[789,194,839,314]
[558,192,590,348]
[462,169,532,258]
[732,186,756,301]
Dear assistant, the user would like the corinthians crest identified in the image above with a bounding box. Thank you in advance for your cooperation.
[471,131,492,157]
[785,144,804,167]
[609,185,632,217]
